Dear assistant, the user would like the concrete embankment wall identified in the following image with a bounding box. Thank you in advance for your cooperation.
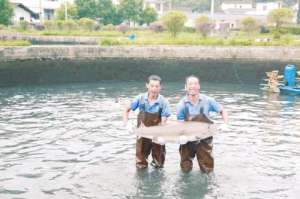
[0,46,299,86]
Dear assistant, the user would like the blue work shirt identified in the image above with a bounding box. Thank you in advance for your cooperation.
[177,94,221,120]
[131,93,171,118]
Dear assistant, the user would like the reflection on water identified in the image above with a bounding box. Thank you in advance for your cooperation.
[0,81,299,199]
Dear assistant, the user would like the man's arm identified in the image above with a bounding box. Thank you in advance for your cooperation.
[208,98,228,124]
[123,95,140,125]
[176,101,185,121]
[220,106,228,124]
[160,99,171,125]
[123,106,131,125]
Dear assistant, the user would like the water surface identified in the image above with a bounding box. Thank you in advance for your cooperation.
[0,81,299,199]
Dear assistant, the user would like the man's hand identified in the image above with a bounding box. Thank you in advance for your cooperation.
[125,121,133,134]
[178,135,188,145]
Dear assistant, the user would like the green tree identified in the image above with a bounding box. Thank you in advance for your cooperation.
[241,16,257,34]
[268,8,293,29]
[96,0,120,25]
[162,10,187,37]
[55,2,78,20]
[195,15,210,25]
[0,0,13,25]
[78,17,96,31]
[138,6,157,25]
[75,0,121,25]
[119,0,143,25]
[75,0,98,19]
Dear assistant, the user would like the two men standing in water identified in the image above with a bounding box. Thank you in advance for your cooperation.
[123,75,228,173]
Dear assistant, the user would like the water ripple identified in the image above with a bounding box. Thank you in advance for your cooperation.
[0,82,299,199]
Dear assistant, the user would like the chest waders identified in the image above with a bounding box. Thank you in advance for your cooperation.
[135,96,165,169]
[179,105,214,173]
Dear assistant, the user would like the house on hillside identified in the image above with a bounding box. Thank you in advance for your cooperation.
[9,0,73,22]
[11,3,39,24]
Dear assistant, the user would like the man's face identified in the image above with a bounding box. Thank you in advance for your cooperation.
[185,77,200,96]
[146,80,161,96]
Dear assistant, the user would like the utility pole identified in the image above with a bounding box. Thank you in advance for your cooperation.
[210,0,215,20]
[39,0,43,22]
[297,0,300,24]
[64,0,68,20]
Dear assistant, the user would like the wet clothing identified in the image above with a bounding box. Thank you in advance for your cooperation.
[132,93,170,169]
[176,94,221,173]
[131,93,171,117]
[177,94,221,121]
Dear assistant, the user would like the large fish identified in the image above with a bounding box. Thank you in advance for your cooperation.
[133,115,218,144]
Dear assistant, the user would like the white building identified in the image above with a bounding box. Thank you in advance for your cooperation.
[221,0,254,11]
[144,0,171,15]
[11,3,39,24]
[10,0,74,22]
[252,1,282,15]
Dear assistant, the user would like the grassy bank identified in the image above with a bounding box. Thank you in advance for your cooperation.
[99,31,300,46]
[2,27,300,47]
[0,40,31,46]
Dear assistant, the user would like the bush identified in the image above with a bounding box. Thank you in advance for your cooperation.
[78,18,96,31]
[195,23,214,38]
[149,21,165,33]
[194,15,214,37]
[116,24,129,34]
[278,26,300,35]
[195,15,210,24]
[241,17,257,33]
[268,8,293,29]
[273,31,281,39]
[228,38,252,46]
[289,27,300,35]
[100,38,122,45]
[33,23,45,31]
[56,20,64,30]
[44,20,57,30]
[183,26,196,33]
[63,20,77,31]
[102,24,115,31]
[162,10,187,38]
[197,38,224,45]
[18,20,29,31]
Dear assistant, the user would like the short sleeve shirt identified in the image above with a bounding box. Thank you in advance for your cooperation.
[131,92,171,118]
[176,94,221,120]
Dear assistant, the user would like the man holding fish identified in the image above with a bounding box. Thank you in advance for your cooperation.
[124,75,228,173]
[176,75,228,173]
[123,75,171,169]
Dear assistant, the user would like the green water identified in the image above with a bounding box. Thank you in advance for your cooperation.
[0,81,299,199]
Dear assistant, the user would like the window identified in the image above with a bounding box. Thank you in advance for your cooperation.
[44,9,54,20]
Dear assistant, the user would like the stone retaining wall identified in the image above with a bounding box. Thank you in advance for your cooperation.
[0,46,300,61]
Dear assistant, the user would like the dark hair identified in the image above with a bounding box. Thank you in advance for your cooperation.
[147,75,162,84]
[185,75,200,84]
